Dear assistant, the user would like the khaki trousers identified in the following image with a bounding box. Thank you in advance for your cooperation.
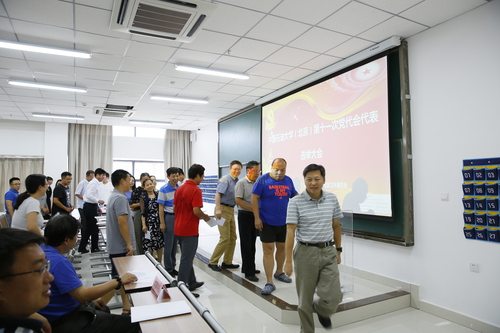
[209,204,237,265]
[294,243,343,333]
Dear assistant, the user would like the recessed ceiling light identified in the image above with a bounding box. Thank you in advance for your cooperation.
[175,64,249,80]
[0,39,91,58]
[150,94,208,104]
[8,80,87,93]
[32,113,85,120]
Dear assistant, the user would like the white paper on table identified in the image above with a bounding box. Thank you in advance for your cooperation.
[205,217,218,227]
[144,230,151,240]
[131,300,191,323]
[128,270,157,284]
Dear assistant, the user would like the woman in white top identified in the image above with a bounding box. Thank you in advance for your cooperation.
[11,174,48,235]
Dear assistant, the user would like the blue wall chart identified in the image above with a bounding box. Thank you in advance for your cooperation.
[462,157,500,242]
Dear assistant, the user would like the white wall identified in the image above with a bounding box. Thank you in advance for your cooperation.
[191,121,219,176]
[43,122,69,180]
[113,135,164,161]
[0,120,45,156]
[352,1,500,327]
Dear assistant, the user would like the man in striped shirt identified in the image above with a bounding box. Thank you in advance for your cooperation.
[285,164,343,333]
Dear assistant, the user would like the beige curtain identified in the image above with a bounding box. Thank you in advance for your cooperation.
[68,124,113,206]
[0,156,44,210]
[163,130,192,174]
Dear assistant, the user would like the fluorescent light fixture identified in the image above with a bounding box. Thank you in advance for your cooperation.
[0,39,91,58]
[129,120,173,126]
[255,36,402,105]
[32,113,85,120]
[8,80,87,93]
[175,64,249,80]
[150,94,208,104]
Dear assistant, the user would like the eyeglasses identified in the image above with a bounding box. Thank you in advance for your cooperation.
[0,260,50,279]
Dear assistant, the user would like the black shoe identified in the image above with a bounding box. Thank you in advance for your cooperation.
[313,303,332,329]
[168,269,178,276]
[188,281,204,291]
[208,264,222,272]
[255,270,261,274]
[245,275,259,282]
[79,249,89,254]
[221,263,240,269]
[192,292,200,298]
[91,248,104,253]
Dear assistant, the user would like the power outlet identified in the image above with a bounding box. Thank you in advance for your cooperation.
[469,263,479,273]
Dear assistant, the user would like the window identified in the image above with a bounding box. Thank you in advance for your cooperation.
[113,126,165,138]
[113,160,165,189]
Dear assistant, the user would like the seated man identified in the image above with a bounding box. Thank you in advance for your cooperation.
[38,214,140,333]
[0,228,53,333]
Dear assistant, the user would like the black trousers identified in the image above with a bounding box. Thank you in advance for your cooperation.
[78,203,99,252]
[238,210,258,276]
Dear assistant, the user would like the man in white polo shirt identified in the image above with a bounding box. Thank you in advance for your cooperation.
[284,164,343,333]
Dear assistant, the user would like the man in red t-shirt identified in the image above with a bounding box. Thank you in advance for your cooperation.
[174,164,210,296]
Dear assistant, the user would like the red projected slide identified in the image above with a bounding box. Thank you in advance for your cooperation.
[262,57,392,217]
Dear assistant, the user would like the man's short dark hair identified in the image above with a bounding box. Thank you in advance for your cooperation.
[105,172,110,178]
[86,170,94,177]
[166,167,180,176]
[44,214,80,247]
[178,168,184,176]
[94,168,106,176]
[9,177,20,185]
[230,160,242,168]
[140,172,150,180]
[246,161,260,170]
[271,158,287,166]
[0,229,45,278]
[61,171,72,179]
[188,164,205,179]
[302,164,326,179]
[112,169,130,187]
[47,176,53,181]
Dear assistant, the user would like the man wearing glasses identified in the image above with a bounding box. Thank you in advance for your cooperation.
[0,228,53,333]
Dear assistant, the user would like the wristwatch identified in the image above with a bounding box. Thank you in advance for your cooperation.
[336,247,342,252]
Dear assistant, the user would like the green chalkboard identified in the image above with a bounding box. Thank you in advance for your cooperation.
[218,106,262,174]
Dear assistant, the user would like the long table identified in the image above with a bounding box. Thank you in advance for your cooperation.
[112,255,214,333]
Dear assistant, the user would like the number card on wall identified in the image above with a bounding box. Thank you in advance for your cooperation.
[463,157,500,243]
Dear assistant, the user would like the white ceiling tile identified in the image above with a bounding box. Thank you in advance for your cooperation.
[111,82,149,94]
[0,17,16,40]
[279,67,315,82]
[3,87,43,98]
[248,62,293,78]
[261,78,293,91]
[74,0,113,10]
[208,92,240,102]
[229,75,273,89]
[318,2,393,36]
[181,30,240,54]
[10,96,44,104]
[216,84,255,95]
[120,57,167,74]
[227,38,282,61]
[76,78,114,91]
[183,80,225,96]
[74,4,124,38]
[169,49,220,68]
[357,0,422,14]
[271,0,349,25]
[399,0,487,27]
[151,77,190,90]
[216,0,282,13]
[75,31,129,56]
[288,27,351,54]
[30,62,75,78]
[246,87,275,98]
[204,3,265,36]
[299,54,342,71]
[75,68,117,81]
[246,15,310,45]
[125,41,177,62]
[357,16,427,43]
[210,55,258,73]
[76,54,123,71]
[4,0,73,29]
[0,57,31,72]
[115,72,157,86]
[11,20,75,49]
[265,47,318,67]
[326,38,375,58]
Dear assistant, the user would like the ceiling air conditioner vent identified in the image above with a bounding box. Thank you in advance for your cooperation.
[110,0,218,43]
[93,105,135,118]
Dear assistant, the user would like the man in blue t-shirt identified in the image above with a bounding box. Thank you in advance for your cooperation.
[252,158,297,295]
[4,177,21,227]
